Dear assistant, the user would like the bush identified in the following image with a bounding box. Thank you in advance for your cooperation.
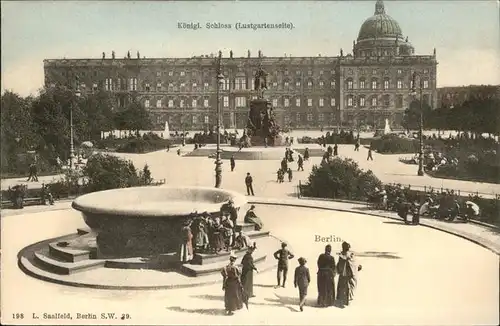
[301,157,383,200]
[82,154,143,192]
[371,135,419,154]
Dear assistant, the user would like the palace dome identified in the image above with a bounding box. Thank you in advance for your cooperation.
[357,0,403,41]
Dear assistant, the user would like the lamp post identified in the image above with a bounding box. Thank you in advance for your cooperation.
[215,51,224,188]
[410,71,424,176]
[69,88,81,170]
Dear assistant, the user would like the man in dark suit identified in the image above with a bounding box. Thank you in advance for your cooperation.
[245,172,254,196]
[294,257,311,311]
[273,242,294,288]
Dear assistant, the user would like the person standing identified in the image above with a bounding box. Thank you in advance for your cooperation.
[221,254,245,315]
[294,257,311,312]
[230,155,236,172]
[367,146,373,161]
[333,143,338,156]
[245,172,255,196]
[178,220,194,262]
[316,244,336,307]
[303,148,310,161]
[27,163,35,182]
[354,139,360,151]
[336,242,362,307]
[287,168,293,182]
[273,242,295,288]
[241,246,259,298]
[177,148,181,156]
[297,155,304,171]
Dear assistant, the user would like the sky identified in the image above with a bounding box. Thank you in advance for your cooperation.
[1,0,500,96]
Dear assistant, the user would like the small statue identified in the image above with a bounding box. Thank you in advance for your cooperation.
[433,48,436,56]
[405,36,409,42]
[248,50,251,58]
[258,50,262,58]
[340,48,343,57]
[127,51,131,59]
[230,50,233,59]
[112,51,115,59]
[102,52,105,59]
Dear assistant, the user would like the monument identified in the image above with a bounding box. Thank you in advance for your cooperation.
[240,66,285,147]
[164,121,170,139]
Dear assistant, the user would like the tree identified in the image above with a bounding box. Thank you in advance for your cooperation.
[113,97,152,133]
[402,100,432,132]
[79,91,115,141]
[83,154,141,192]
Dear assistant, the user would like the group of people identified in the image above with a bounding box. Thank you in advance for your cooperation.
[221,241,362,315]
[369,185,479,224]
[276,149,304,183]
[178,201,264,262]
[26,163,39,182]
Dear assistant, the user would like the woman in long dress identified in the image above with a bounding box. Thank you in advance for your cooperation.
[316,244,336,307]
[178,220,193,262]
[221,254,244,315]
[241,247,258,297]
[336,242,362,307]
[244,205,264,231]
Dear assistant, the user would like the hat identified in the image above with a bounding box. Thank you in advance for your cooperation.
[250,205,256,209]
[229,253,237,260]
[281,242,287,247]
[183,219,191,226]
[228,199,234,204]
[202,211,210,217]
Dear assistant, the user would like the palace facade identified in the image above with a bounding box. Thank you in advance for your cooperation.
[43,0,437,131]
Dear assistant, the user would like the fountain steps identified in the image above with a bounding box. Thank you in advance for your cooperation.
[34,252,105,275]
[48,242,94,262]
[181,253,267,277]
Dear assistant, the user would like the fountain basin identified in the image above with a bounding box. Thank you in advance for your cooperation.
[72,186,247,258]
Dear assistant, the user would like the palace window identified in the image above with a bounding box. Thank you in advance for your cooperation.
[284,81,289,87]
[169,83,174,89]
[423,80,429,89]
[319,81,324,87]
[204,116,209,123]
[308,70,312,76]
[272,82,278,87]
[272,98,278,107]
[192,115,197,124]
[223,96,229,107]
[193,82,197,88]
[129,78,137,91]
[360,97,366,107]
[116,79,120,90]
[397,80,403,89]
[330,98,336,107]
[308,81,313,88]
[235,77,246,90]
[397,69,402,74]
[192,99,197,108]
[284,70,289,75]
[384,79,389,90]
[296,71,301,75]
[423,69,429,74]
[318,113,324,121]
[180,100,184,108]
[204,82,209,88]
[156,71,161,77]
[180,82,185,88]
[296,112,301,121]
[358,79,364,89]
[331,80,336,87]
[307,113,313,121]
[371,97,377,106]
[145,99,150,108]
[157,82,162,90]
[145,83,151,92]
[156,99,162,108]
[347,80,353,89]
[296,81,301,87]
[320,70,324,75]
[92,83,98,91]
[284,98,290,107]
[204,99,209,108]
[180,71,185,76]
[80,83,86,90]
[236,97,246,107]
[105,78,113,91]
[296,98,301,107]
[396,95,403,108]
[168,99,174,108]
[347,97,353,107]
[307,98,312,107]
[319,98,324,107]
[169,71,173,76]
[372,79,377,89]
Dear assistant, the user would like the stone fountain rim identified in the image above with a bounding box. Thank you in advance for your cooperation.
[71,186,247,217]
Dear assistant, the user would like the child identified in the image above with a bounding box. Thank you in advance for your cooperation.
[294,257,310,311]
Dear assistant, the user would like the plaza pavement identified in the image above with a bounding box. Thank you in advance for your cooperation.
[1,145,499,325]
[2,202,498,325]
